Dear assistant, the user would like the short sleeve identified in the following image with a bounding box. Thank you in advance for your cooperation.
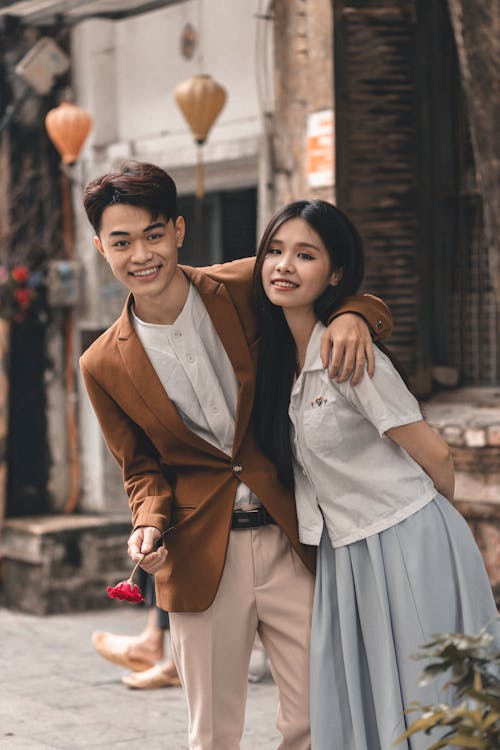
[337,348,423,436]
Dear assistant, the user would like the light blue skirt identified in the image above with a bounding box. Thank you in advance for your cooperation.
[310,494,500,750]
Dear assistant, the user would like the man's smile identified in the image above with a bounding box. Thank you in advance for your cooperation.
[130,264,162,278]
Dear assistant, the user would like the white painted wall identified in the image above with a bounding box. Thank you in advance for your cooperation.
[72,0,263,187]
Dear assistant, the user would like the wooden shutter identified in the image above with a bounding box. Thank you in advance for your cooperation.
[334,0,498,389]
[334,1,430,393]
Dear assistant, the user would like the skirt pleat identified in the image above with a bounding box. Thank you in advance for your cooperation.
[310,494,500,750]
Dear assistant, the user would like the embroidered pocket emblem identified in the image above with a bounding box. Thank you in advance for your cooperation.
[311,395,328,408]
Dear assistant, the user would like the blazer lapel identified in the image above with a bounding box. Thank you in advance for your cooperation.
[182,267,256,457]
[116,295,226,459]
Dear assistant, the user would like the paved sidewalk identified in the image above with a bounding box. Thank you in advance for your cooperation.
[0,606,280,749]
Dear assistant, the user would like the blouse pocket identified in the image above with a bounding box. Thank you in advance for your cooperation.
[302,399,343,456]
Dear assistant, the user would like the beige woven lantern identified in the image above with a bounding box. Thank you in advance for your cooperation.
[174,74,227,198]
[45,101,92,165]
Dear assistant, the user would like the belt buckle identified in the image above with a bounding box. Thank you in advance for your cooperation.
[232,510,250,529]
[232,507,269,529]
[247,507,265,526]
[257,507,267,524]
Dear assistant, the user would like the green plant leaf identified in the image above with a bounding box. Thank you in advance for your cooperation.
[479,711,500,731]
[395,713,447,742]
[444,736,485,747]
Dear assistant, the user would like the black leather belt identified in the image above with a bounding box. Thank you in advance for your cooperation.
[231,507,276,530]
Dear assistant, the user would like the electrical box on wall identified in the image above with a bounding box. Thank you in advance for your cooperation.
[47,260,79,307]
[15,37,70,95]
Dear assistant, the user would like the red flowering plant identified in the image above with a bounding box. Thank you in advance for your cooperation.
[0,264,43,323]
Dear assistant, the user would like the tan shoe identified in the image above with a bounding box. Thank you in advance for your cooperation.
[122,663,182,689]
[91,631,155,672]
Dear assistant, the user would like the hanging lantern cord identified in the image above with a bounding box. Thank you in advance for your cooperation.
[196,139,205,200]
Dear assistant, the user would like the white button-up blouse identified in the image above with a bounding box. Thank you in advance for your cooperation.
[289,322,437,548]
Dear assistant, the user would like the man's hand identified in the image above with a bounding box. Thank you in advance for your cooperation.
[128,526,167,574]
[320,313,375,385]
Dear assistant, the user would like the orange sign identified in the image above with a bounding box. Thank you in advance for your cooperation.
[307,110,334,188]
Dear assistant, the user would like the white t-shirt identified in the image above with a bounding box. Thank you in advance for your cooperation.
[132,283,261,510]
[289,321,437,548]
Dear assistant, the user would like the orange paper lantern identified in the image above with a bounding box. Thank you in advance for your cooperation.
[174,73,227,144]
[174,74,227,198]
[45,101,92,165]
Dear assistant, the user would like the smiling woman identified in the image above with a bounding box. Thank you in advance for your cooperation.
[261,217,343,351]
[252,198,500,750]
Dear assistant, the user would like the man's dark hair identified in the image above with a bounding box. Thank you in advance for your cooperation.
[83,161,178,234]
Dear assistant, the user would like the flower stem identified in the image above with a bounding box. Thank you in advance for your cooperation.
[127,554,146,585]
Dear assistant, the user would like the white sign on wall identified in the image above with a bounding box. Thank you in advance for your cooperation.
[307,109,334,188]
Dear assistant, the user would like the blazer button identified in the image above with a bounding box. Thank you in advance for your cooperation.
[375,320,383,330]
[232,463,243,473]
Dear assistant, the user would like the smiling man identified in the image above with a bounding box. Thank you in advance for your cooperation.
[80,161,392,750]
[94,203,189,324]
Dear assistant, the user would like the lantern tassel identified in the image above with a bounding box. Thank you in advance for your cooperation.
[196,144,205,200]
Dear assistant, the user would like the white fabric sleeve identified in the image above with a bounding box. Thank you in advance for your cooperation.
[337,347,423,436]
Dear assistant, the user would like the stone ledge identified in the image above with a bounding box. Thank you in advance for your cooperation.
[454,466,500,505]
[423,388,500,506]
[0,514,133,615]
[456,500,500,606]
[423,386,500,447]
[1,514,129,564]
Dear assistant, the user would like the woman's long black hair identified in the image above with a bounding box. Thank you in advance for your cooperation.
[253,200,365,489]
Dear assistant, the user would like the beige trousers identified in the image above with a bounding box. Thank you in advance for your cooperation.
[169,524,314,750]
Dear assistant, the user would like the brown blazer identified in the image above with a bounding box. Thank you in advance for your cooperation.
[80,257,392,612]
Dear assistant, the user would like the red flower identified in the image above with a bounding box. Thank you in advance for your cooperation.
[107,536,166,604]
[11,265,29,283]
[107,580,145,603]
[14,288,32,308]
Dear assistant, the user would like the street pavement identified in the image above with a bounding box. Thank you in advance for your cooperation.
[0,605,280,749]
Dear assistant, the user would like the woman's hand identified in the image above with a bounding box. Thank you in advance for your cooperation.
[128,526,167,574]
[321,313,375,385]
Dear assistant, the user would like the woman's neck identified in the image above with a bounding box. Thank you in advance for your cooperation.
[283,308,317,374]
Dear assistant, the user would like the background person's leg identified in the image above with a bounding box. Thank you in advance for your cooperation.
[120,575,180,688]
[91,604,162,672]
